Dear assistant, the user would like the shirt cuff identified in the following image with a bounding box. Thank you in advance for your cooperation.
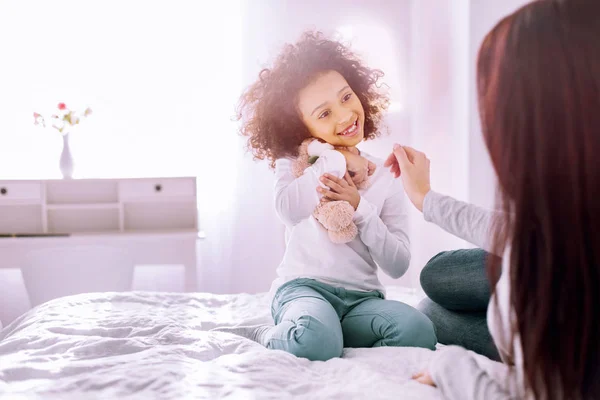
[429,345,470,386]
[422,190,441,223]
[353,196,376,223]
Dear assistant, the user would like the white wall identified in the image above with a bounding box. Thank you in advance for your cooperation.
[400,0,473,289]
[0,0,535,327]
[402,0,531,292]
[467,0,530,209]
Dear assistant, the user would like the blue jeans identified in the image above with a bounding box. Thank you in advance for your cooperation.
[267,278,437,361]
[418,249,501,361]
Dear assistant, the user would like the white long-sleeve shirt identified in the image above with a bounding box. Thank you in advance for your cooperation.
[269,149,411,297]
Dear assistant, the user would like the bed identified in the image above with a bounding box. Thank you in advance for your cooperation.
[0,287,496,399]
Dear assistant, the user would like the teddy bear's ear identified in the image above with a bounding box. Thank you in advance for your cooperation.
[298,138,312,156]
[291,139,314,177]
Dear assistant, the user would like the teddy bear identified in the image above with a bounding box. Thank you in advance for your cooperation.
[291,138,376,244]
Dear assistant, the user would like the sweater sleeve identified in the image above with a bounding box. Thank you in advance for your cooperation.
[274,149,347,227]
[429,346,524,400]
[422,191,505,256]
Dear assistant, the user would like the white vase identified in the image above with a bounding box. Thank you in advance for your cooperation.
[60,133,74,179]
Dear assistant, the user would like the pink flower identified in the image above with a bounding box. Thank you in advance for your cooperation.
[32,104,91,133]
[33,112,45,127]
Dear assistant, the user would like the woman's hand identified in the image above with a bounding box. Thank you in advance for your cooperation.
[412,370,436,387]
[384,144,431,212]
[318,172,360,210]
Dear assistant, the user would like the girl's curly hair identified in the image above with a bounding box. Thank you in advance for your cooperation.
[236,31,390,168]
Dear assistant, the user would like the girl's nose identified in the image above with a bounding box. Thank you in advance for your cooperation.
[338,111,354,126]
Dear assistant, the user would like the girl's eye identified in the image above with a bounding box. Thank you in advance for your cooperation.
[342,93,353,102]
[319,110,331,119]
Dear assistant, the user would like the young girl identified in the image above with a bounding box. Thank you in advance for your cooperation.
[221,31,436,361]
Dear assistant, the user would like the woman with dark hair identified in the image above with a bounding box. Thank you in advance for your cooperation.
[386,0,600,398]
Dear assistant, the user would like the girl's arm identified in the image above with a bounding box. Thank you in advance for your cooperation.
[353,179,411,279]
[274,149,347,226]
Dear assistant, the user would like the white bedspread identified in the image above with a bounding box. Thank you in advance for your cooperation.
[0,288,445,399]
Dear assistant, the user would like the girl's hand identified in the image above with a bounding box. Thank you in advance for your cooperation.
[384,144,431,212]
[318,172,360,210]
[412,370,436,387]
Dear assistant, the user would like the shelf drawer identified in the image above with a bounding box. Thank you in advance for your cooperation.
[123,200,197,231]
[0,182,42,203]
[46,181,118,204]
[119,178,195,200]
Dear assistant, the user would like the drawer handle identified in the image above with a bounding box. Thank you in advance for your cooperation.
[0,187,6,195]
[154,184,162,193]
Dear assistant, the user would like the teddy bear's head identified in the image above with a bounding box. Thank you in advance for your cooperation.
[292,138,375,190]
[337,146,376,190]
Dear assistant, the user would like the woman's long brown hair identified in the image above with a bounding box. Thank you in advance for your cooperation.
[478,0,600,398]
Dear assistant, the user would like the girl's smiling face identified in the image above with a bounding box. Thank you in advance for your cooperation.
[297,70,365,147]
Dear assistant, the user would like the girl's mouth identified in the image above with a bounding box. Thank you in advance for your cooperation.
[337,119,359,137]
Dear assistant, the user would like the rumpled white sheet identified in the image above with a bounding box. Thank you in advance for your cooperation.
[0,288,444,400]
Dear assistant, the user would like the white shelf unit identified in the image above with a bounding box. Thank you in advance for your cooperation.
[0,177,200,292]
[0,177,198,235]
